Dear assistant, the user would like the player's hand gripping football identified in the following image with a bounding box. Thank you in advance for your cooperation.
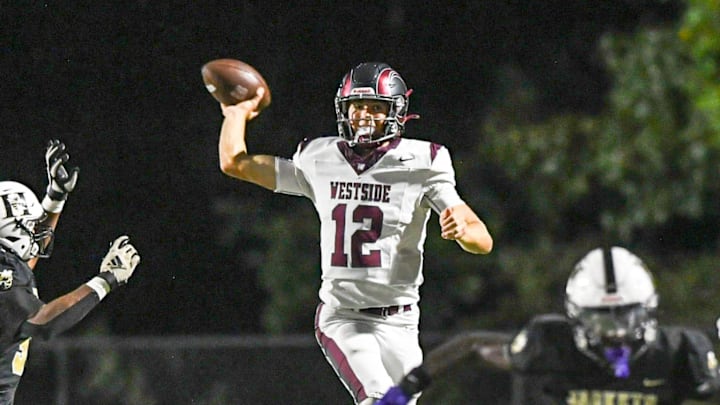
[100,236,141,285]
[43,139,80,213]
[221,87,266,121]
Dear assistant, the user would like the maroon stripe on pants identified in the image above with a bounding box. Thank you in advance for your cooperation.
[314,303,367,402]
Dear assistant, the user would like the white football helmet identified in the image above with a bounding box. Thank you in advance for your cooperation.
[565,246,658,349]
[0,181,54,260]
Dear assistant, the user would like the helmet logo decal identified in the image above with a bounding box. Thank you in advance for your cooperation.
[340,74,353,97]
[600,294,623,304]
[377,69,402,95]
[0,269,13,290]
[1,192,30,219]
[349,87,375,96]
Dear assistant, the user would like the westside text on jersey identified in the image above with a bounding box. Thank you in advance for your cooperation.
[330,181,391,203]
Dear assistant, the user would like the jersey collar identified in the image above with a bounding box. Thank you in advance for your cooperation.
[337,137,401,175]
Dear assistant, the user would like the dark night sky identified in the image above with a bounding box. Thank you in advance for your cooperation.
[1,1,680,335]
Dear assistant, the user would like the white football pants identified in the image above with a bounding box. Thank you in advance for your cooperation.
[314,303,423,404]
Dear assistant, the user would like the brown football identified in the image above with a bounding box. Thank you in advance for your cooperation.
[201,58,271,109]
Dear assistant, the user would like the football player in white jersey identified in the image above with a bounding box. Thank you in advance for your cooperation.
[217,62,493,404]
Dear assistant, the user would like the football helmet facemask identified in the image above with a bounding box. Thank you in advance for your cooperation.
[565,247,658,350]
[335,62,418,146]
[0,181,54,261]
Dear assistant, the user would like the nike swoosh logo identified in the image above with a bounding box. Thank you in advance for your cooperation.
[399,156,414,162]
[643,378,666,387]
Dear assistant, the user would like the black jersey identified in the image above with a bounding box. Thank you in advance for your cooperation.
[507,314,720,405]
[0,248,43,405]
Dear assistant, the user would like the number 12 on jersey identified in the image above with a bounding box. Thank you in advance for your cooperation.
[331,203,384,268]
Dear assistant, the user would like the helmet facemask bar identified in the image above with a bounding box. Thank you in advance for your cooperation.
[26,219,55,258]
[2,217,55,260]
[336,95,406,146]
[569,302,656,347]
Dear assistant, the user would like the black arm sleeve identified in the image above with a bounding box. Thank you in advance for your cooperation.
[18,292,100,341]
[681,328,720,399]
[0,288,43,347]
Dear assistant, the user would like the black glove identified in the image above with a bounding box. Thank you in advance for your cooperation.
[42,139,79,213]
[398,366,432,396]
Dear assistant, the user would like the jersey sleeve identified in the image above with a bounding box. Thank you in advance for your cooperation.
[678,328,720,398]
[274,157,312,198]
[421,145,465,214]
[0,288,42,347]
[274,137,315,200]
[508,314,576,373]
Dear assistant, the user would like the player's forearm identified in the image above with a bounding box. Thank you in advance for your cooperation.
[423,333,480,375]
[27,285,95,324]
[218,111,276,189]
[456,221,493,254]
[424,331,510,375]
[219,111,251,174]
[21,272,122,340]
[21,285,100,340]
[381,332,512,403]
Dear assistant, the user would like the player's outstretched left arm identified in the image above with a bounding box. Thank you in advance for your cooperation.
[440,204,493,254]
[376,331,511,405]
[19,236,140,340]
[29,139,80,270]
[42,139,79,214]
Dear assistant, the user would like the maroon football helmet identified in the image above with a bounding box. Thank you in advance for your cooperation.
[334,62,417,146]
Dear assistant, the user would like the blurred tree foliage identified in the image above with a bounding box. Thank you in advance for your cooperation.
[680,0,720,135]
[243,0,720,335]
[467,0,720,330]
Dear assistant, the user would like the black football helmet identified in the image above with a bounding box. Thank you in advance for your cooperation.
[335,62,417,146]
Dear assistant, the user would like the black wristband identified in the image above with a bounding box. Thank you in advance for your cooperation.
[96,271,121,289]
[399,366,432,395]
[46,186,67,201]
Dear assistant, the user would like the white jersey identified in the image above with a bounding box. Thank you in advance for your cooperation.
[275,136,464,308]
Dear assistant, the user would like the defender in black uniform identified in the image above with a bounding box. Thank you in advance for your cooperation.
[378,246,720,404]
[0,141,142,404]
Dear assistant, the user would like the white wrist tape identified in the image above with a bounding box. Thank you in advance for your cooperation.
[41,195,65,213]
[85,276,111,301]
